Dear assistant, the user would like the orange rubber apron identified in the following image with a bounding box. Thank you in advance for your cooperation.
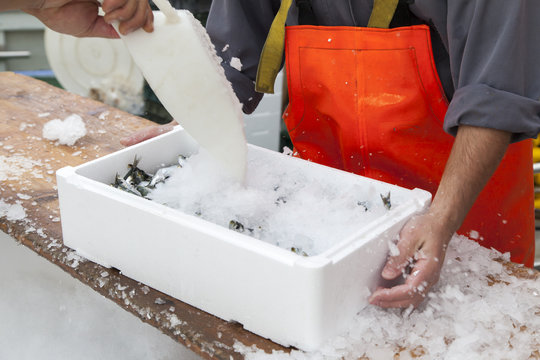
[283,24,535,267]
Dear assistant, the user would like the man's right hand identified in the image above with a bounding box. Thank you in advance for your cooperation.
[21,0,153,38]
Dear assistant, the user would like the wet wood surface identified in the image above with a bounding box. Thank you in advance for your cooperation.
[0,72,538,359]
[0,72,288,360]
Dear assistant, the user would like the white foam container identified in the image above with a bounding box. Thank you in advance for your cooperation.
[56,127,431,351]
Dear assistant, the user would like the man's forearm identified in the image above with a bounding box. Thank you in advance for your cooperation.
[369,125,513,308]
[429,125,512,236]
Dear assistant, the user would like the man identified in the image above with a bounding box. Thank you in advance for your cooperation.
[1,0,153,37]
[205,0,539,308]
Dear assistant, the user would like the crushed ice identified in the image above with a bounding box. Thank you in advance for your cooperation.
[234,236,540,359]
[0,200,26,221]
[147,151,392,256]
[0,155,44,181]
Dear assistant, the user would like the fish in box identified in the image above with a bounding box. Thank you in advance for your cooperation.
[56,127,431,351]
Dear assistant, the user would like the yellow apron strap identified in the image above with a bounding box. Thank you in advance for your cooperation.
[255,0,293,94]
[367,0,400,29]
[255,0,400,94]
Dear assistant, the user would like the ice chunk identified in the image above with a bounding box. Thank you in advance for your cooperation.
[387,238,400,257]
[230,57,243,71]
[42,114,87,146]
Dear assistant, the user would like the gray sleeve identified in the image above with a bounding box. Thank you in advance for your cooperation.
[206,0,281,114]
[444,0,540,142]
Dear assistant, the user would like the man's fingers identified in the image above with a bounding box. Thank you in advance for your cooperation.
[101,0,127,14]
[103,0,152,35]
[371,268,427,302]
[369,298,423,309]
[381,235,418,280]
[84,18,119,38]
[142,6,154,32]
[120,123,175,147]
[368,283,425,308]
[117,2,151,35]
[370,256,439,308]
[120,126,162,146]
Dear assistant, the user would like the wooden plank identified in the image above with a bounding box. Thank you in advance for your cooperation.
[0,72,288,360]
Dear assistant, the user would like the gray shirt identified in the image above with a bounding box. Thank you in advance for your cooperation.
[206,0,540,141]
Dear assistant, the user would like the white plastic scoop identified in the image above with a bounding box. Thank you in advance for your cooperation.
[106,0,247,182]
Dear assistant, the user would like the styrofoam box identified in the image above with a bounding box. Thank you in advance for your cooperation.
[56,127,431,351]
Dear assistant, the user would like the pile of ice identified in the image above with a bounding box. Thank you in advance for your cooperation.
[42,114,87,146]
[147,151,393,256]
[234,235,540,359]
[0,200,26,221]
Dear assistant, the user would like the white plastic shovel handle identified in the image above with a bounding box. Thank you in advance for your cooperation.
[152,0,180,23]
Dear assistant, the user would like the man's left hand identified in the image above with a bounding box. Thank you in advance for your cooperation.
[369,125,512,309]
[368,211,452,308]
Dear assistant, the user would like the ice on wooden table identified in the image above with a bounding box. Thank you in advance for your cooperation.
[0,200,26,221]
[0,155,43,181]
[42,114,87,146]
[235,236,540,359]
[148,150,394,256]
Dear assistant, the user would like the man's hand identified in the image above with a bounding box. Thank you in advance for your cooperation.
[101,0,153,35]
[368,211,452,308]
[370,125,512,309]
[21,0,153,38]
